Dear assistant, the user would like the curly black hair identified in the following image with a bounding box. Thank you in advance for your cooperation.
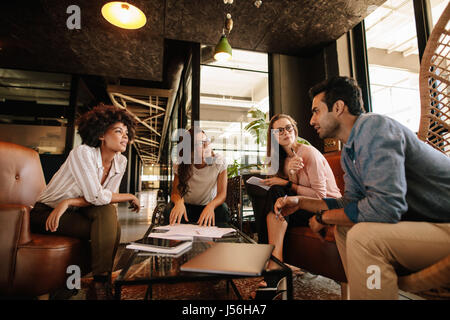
[76,104,136,148]
[308,76,365,116]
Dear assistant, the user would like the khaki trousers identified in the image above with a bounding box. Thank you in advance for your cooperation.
[334,222,450,299]
[30,202,121,276]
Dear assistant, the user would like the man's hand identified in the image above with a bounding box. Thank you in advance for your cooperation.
[128,195,140,213]
[274,196,301,217]
[198,203,215,227]
[308,215,326,242]
[170,202,188,225]
[45,200,69,232]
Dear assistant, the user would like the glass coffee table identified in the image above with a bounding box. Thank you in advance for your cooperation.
[114,223,293,300]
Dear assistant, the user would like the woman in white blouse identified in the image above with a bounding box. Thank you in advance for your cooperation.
[30,104,139,300]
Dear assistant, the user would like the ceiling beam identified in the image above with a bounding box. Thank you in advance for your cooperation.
[107,85,171,98]
[109,92,162,137]
[111,92,165,112]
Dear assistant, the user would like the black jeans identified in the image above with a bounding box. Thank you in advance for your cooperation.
[163,202,230,226]
[247,184,314,244]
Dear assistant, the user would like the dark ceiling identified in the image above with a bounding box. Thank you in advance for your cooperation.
[1,0,386,82]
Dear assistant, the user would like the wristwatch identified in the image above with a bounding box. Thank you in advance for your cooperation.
[286,181,292,189]
[315,210,329,225]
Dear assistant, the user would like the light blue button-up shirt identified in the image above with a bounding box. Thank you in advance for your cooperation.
[324,113,450,223]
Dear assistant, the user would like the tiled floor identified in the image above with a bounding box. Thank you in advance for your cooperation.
[117,190,157,244]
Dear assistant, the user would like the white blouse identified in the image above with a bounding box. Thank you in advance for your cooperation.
[37,144,127,208]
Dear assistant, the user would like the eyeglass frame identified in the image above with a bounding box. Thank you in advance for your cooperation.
[272,124,294,135]
[194,137,211,147]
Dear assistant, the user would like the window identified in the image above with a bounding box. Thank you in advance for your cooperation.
[199,49,269,168]
[0,68,71,154]
[364,0,448,133]
[199,49,269,220]
[428,0,448,27]
[365,0,421,132]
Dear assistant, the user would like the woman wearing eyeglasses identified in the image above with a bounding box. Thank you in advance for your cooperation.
[167,127,229,227]
[263,113,341,263]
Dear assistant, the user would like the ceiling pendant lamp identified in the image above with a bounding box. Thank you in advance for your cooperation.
[101,1,147,30]
[214,13,233,61]
[214,33,232,61]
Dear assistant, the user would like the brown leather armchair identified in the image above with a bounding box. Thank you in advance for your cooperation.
[0,141,89,298]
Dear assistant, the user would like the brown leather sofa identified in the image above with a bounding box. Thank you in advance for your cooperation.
[244,151,347,289]
[0,141,90,298]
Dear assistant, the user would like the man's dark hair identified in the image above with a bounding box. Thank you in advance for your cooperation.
[76,104,136,147]
[308,76,364,116]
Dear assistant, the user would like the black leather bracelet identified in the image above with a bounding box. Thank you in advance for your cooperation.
[286,181,292,189]
[315,210,328,225]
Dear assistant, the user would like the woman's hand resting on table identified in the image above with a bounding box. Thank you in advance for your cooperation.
[198,203,215,227]
[170,202,188,225]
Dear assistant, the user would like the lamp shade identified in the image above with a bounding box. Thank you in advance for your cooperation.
[101,1,147,29]
[214,34,232,61]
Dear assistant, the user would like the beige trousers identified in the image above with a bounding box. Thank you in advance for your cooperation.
[334,222,450,299]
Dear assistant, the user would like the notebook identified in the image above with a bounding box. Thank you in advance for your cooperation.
[126,237,192,254]
[180,242,274,276]
[245,176,270,191]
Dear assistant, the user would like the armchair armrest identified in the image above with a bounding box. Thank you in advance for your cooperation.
[0,204,33,291]
[0,204,32,246]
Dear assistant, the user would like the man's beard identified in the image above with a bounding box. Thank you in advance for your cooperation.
[320,119,340,139]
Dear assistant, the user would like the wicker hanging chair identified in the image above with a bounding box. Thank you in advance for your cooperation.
[398,2,450,295]
[417,3,450,155]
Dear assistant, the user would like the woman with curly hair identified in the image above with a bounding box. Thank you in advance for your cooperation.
[30,104,139,300]
[167,127,229,227]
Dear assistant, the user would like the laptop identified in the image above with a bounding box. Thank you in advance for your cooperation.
[180,242,274,276]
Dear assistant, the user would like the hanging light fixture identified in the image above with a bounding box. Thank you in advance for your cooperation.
[214,32,232,61]
[101,1,147,30]
[214,13,233,61]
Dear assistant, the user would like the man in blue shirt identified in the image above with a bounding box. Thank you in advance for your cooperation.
[276,76,450,299]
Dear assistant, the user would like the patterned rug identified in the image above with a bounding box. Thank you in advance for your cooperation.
[74,267,342,300]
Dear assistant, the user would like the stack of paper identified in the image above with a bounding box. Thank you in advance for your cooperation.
[149,224,236,240]
[126,236,192,254]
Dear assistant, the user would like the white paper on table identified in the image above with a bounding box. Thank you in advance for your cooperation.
[152,224,236,238]
[245,176,270,191]
[148,233,194,241]
[126,241,192,254]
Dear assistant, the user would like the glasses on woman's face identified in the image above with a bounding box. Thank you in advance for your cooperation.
[194,137,211,147]
[273,124,294,135]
